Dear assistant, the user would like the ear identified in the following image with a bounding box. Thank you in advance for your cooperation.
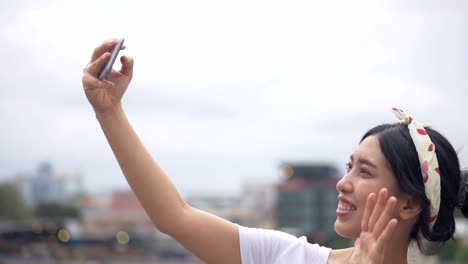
[398,193,423,220]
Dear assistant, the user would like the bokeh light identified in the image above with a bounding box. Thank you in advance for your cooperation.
[116,231,130,244]
[57,229,71,242]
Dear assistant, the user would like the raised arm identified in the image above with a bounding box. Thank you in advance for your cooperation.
[81,39,240,264]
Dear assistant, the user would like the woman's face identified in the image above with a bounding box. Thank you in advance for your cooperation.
[334,135,401,238]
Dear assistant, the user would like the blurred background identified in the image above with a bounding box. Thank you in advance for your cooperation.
[0,0,467,263]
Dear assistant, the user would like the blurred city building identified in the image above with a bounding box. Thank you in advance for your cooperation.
[80,190,156,241]
[77,190,167,258]
[239,181,277,229]
[7,162,83,206]
[276,163,340,243]
[186,194,247,224]
[185,182,277,229]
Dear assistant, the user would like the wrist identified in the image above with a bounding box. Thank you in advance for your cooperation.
[95,104,125,122]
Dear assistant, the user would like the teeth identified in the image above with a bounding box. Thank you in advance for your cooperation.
[338,201,356,211]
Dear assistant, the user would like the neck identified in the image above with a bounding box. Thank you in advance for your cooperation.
[383,239,408,264]
[382,225,410,264]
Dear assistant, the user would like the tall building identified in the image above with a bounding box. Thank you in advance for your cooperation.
[276,163,340,243]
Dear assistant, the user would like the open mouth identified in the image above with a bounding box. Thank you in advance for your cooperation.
[337,201,357,211]
[337,196,357,213]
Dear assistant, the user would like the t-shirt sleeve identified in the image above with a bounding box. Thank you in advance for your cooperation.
[237,224,331,264]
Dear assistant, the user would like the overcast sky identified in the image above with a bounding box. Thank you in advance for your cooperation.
[0,0,467,197]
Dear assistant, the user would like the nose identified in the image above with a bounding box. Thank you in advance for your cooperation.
[336,172,353,193]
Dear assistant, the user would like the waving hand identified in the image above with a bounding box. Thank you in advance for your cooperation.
[349,189,399,264]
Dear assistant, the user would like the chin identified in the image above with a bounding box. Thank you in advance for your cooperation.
[334,219,360,238]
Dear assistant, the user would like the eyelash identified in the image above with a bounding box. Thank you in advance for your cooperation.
[345,162,352,172]
[345,162,371,176]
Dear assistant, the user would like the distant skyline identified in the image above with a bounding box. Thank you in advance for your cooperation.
[1,0,467,197]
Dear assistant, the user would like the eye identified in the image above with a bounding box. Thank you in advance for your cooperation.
[359,167,373,177]
[345,162,352,173]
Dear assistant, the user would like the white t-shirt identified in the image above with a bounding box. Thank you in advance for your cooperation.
[238,225,332,264]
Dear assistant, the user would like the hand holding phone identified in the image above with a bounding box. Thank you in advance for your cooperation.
[98,38,125,80]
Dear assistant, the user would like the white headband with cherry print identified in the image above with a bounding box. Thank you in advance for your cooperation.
[392,107,440,231]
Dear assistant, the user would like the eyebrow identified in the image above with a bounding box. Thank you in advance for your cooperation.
[349,154,378,169]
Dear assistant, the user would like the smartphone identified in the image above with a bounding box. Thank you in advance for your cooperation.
[98,38,125,80]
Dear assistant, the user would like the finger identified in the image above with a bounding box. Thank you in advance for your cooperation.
[376,219,398,251]
[86,52,111,76]
[361,193,376,232]
[373,196,397,237]
[368,188,388,232]
[90,39,119,63]
[119,55,134,78]
[82,71,115,90]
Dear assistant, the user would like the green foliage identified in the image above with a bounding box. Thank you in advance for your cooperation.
[325,236,354,249]
[453,245,468,263]
[34,202,81,219]
[438,239,456,260]
[438,238,468,263]
[0,184,34,220]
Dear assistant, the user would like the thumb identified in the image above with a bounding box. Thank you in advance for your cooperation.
[87,52,111,76]
[354,238,361,247]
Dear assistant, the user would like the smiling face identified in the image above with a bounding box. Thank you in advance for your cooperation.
[334,135,401,238]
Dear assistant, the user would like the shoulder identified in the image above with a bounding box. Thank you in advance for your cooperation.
[327,247,354,264]
[238,225,332,264]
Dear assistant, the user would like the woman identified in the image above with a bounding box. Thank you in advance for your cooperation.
[82,39,468,263]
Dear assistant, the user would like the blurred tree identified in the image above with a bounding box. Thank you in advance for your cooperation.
[438,238,456,261]
[437,238,468,263]
[325,236,353,249]
[34,202,80,219]
[0,184,33,220]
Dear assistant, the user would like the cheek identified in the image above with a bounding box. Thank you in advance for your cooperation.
[354,181,380,206]
[355,176,399,197]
